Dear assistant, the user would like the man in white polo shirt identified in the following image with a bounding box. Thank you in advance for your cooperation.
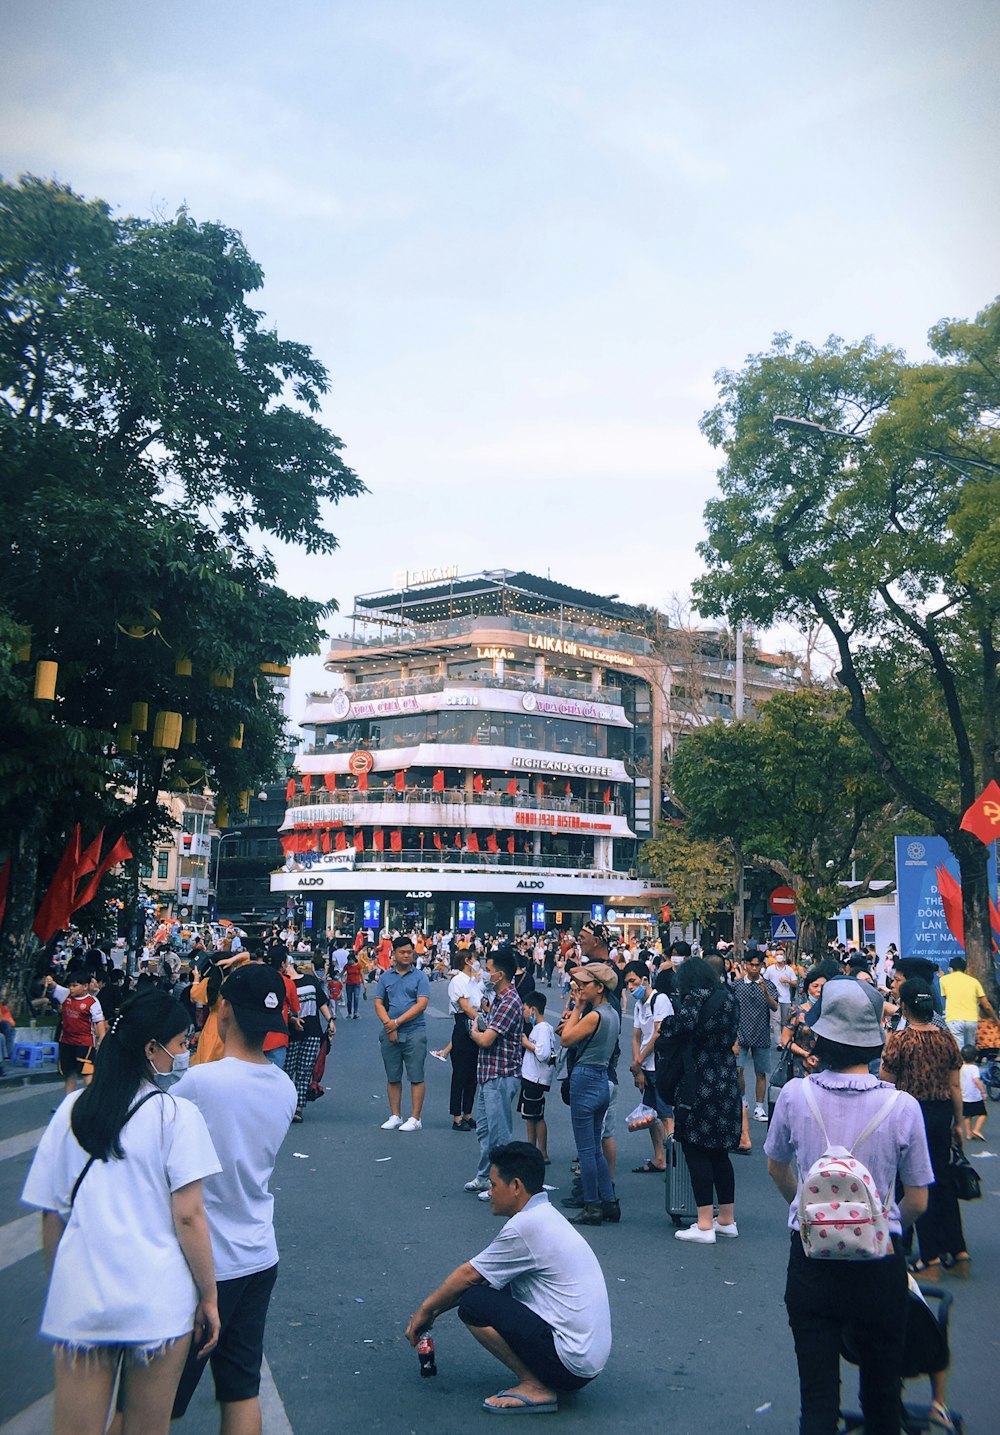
[406,1142,611,1414]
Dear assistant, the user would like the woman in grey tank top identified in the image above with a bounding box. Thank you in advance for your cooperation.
[559,962,622,1225]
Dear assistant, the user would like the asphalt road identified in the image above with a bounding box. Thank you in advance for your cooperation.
[3,984,999,1434]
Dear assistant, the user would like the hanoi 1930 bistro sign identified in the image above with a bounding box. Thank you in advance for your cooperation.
[515,811,613,833]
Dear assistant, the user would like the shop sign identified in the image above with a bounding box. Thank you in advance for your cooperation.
[515,812,613,833]
[521,692,616,721]
[509,754,614,777]
[337,695,421,721]
[516,879,545,889]
[288,849,357,872]
[476,646,516,660]
[405,891,433,899]
[526,632,634,668]
[444,691,480,706]
[291,804,353,824]
[348,750,374,775]
[393,564,460,589]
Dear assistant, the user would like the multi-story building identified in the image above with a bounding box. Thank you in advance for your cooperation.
[268,569,797,942]
[142,793,215,918]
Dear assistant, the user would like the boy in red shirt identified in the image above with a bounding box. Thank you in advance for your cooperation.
[44,969,107,1093]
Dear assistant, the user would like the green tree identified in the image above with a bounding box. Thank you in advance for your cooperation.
[0,176,365,982]
[639,824,734,932]
[696,301,1000,990]
[668,689,901,957]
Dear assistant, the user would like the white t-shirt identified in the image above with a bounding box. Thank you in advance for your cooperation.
[172,1058,296,1279]
[471,1192,612,1378]
[960,1062,984,1103]
[764,963,797,1004]
[448,970,485,1016]
[633,991,674,1071]
[22,1087,221,1344]
[521,1020,555,1087]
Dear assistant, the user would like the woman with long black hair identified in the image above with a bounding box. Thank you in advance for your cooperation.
[22,988,221,1435]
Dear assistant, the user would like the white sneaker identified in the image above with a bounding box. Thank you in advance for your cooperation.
[714,1220,739,1238]
[753,1104,768,1122]
[478,1189,493,1202]
[380,1114,403,1130]
[675,1224,716,1243]
[429,1051,448,1063]
[464,1176,490,1192]
[398,1116,422,1132]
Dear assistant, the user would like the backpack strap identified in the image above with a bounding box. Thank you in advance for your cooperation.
[801,1077,899,1154]
[69,1089,163,1208]
[801,1075,831,1147]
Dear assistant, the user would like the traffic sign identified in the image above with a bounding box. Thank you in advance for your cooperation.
[769,886,797,915]
[771,915,798,942]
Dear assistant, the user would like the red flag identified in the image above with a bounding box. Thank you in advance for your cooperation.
[960,780,1000,846]
[507,835,515,855]
[936,865,965,949]
[286,777,296,803]
[71,833,134,913]
[486,833,499,854]
[507,778,517,797]
[603,786,611,805]
[281,833,296,856]
[564,782,572,797]
[454,832,463,850]
[353,830,365,852]
[335,830,347,851]
[473,773,484,794]
[324,772,337,792]
[390,830,402,852]
[432,769,445,793]
[467,832,480,853]
[433,832,442,851]
[69,829,105,911]
[32,825,82,941]
[394,770,406,791]
[0,857,10,928]
[302,774,312,797]
[357,771,368,793]
[373,829,384,852]
[320,829,331,853]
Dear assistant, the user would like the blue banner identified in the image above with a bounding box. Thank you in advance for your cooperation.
[894,835,998,968]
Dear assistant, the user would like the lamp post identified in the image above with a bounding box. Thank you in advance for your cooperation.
[773,414,1000,472]
[212,830,243,919]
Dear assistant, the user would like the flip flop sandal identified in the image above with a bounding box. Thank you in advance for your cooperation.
[483,1390,558,1415]
[632,1162,666,1174]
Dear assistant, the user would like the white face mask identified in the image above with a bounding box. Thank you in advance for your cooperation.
[154,1041,190,1083]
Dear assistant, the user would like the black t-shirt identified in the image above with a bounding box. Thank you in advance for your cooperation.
[294,972,328,1038]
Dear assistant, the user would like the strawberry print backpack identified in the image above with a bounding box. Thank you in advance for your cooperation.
[798,1078,900,1260]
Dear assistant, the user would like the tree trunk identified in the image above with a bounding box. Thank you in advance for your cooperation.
[0,804,47,1012]
[954,830,996,1004]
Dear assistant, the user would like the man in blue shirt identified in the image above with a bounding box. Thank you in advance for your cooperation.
[375,935,431,1131]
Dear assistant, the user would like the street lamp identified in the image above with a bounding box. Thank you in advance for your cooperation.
[212,829,243,915]
[773,414,1000,473]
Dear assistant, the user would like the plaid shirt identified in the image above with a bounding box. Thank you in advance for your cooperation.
[477,984,524,1082]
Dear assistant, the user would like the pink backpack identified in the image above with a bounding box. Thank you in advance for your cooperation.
[798,1079,899,1261]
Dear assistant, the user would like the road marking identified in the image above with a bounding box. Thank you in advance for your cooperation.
[0,1390,50,1435]
[0,1213,41,1273]
[0,1127,46,1162]
[0,1084,61,1107]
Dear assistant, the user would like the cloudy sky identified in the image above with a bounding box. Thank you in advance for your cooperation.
[3,1,998,714]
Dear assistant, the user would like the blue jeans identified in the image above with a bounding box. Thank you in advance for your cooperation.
[345,985,361,1016]
[264,1046,287,1070]
[570,1063,614,1202]
[475,1074,520,1181]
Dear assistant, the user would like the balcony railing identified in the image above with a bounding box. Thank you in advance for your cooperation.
[279,850,630,875]
[285,788,624,817]
[316,672,622,706]
[331,612,651,658]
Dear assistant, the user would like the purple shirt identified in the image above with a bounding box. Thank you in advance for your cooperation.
[764,1071,934,1234]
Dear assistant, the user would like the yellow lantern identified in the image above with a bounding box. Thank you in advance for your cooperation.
[238,789,251,813]
[259,662,292,677]
[16,627,31,663]
[215,800,229,829]
[174,655,193,678]
[229,724,245,750]
[181,716,197,745]
[152,710,183,750]
[131,701,149,733]
[210,669,234,689]
[116,724,134,753]
[34,660,58,701]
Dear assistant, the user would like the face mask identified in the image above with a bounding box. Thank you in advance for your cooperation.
[471,961,482,976]
[634,984,648,1003]
[155,1042,190,1081]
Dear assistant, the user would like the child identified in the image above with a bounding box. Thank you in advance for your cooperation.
[960,1045,988,1141]
[518,993,555,1163]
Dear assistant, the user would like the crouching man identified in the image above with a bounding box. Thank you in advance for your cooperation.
[405,1142,611,1414]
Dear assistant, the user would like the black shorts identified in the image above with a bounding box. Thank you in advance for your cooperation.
[458,1284,592,1393]
[58,1043,92,1078]
[172,1264,278,1414]
[963,1100,986,1117]
[517,1079,550,1122]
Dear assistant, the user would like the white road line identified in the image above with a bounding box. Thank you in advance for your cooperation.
[0,1213,41,1273]
[0,1390,50,1435]
[0,1127,46,1162]
[0,1084,61,1107]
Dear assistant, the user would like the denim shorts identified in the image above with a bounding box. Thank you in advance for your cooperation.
[379,1028,428,1084]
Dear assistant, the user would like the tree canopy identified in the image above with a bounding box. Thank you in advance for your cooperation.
[695,296,1000,983]
[0,176,365,973]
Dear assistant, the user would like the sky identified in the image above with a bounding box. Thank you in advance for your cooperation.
[3,0,999,719]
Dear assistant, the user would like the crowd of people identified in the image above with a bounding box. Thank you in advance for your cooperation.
[15,915,998,1432]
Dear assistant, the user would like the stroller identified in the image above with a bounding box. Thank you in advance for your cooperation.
[839,1280,963,1434]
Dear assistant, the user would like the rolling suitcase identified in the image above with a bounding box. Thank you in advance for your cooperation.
[664,1136,697,1226]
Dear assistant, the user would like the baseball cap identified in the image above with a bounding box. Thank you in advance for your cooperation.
[806,977,884,1048]
[581,920,613,949]
[569,961,619,993]
[220,964,287,1034]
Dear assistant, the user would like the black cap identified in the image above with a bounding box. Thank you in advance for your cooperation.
[220,965,287,1034]
[895,956,938,982]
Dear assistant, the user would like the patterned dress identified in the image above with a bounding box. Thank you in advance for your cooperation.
[668,985,742,1150]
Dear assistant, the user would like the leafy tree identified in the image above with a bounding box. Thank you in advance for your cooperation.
[696,300,1000,990]
[639,824,734,932]
[668,689,902,957]
[0,176,365,983]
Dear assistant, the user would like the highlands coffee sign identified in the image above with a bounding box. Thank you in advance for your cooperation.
[509,754,615,778]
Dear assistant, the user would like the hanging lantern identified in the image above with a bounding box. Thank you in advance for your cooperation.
[34,660,58,701]
[215,800,229,829]
[181,716,197,745]
[15,626,31,663]
[174,655,193,678]
[115,723,135,753]
[210,669,234,689]
[229,724,245,749]
[259,662,292,677]
[152,710,183,750]
[131,701,149,733]
[238,790,251,813]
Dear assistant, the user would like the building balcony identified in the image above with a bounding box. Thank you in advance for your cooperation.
[277,849,628,876]
[316,671,622,706]
[285,788,625,818]
[327,611,650,661]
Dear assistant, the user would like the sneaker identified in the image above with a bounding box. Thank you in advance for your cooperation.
[675,1225,716,1243]
[464,1177,490,1192]
[380,1114,403,1130]
[429,1050,448,1063]
[478,1189,493,1202]
[753,1103,768,1122]
[714,1220,739,1238]
[398,1116,422,1132]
